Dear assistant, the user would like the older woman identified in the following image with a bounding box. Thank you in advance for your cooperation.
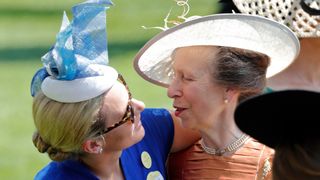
[31,1,198,179]
[166,45,272,180]
[134,12,299,179]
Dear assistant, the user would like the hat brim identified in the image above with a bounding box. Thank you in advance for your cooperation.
[134,13,300,87]
[41,65,118,103]
[234,90,320,149]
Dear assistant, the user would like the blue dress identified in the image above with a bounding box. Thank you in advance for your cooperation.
[34,108,174,180]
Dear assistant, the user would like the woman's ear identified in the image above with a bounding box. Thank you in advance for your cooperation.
[224,88,239,103]
[82,138,103,154]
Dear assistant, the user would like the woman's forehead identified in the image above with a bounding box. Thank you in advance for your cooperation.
[174,46,218,60]
[100,82,128,118]
[172,46,217,71]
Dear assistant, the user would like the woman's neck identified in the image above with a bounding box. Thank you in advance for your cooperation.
[267,38,320,91]
[200,104,244,154]
[198,96,249,156]
[81,151,124,180]
[201,124,243,149]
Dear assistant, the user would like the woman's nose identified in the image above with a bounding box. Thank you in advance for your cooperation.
[167,79,182,98]
[131,98,145,112]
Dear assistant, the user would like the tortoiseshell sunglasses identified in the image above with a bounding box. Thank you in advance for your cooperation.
[100,74,134,134]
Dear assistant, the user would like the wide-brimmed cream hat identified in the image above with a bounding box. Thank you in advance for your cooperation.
[233,0,320,38]
[134,13,300,87]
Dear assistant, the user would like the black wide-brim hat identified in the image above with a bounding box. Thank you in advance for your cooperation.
[235,90,320,149]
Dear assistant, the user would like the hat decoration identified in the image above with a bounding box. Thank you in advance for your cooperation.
[234,90,320,149]
[232,0,320,37]
[141,0,201,31]
[30,0,118,103]
[134,1,300,87]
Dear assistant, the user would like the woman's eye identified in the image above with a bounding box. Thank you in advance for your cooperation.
[182,76,193,81]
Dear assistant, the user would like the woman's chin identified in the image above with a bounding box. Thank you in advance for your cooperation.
[181,119,195,129]
[133,127,145,144]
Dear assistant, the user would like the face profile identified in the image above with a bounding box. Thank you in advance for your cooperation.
[168,46,226,129]
[98,80,145,151]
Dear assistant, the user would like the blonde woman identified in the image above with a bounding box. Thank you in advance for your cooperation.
[31,0,198,179]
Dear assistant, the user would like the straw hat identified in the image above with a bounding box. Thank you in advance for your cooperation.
[30,0,118,103]
[233,0,320,37]
[235,90,320,148]
[134,14,300,87]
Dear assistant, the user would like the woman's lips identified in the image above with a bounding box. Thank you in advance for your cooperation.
[174,107,186,117]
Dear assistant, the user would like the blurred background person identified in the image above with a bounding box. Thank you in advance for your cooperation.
[235,90,320,180]
[220,0,320,92]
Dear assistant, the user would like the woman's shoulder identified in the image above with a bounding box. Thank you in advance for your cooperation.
[140,108,173,127]
[141,108,171,118]
[246,139,274,180]
[34,161,59,180]
[244,138,275,156]
[35,160,98,180]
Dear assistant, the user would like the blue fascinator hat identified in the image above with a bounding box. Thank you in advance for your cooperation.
[31,0,118,103]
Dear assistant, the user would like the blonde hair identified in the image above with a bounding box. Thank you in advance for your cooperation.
[32,92,105,161]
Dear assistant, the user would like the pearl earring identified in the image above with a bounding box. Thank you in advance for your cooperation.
[224,99,229,104]
[99,148,103,154]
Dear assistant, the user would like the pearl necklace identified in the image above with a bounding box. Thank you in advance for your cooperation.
[200,134,250,156]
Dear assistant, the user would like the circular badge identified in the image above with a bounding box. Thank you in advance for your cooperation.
[146,171,164,180]
[141,151,152,169]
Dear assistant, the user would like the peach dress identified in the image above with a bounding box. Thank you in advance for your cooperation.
[167,138,274,180]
